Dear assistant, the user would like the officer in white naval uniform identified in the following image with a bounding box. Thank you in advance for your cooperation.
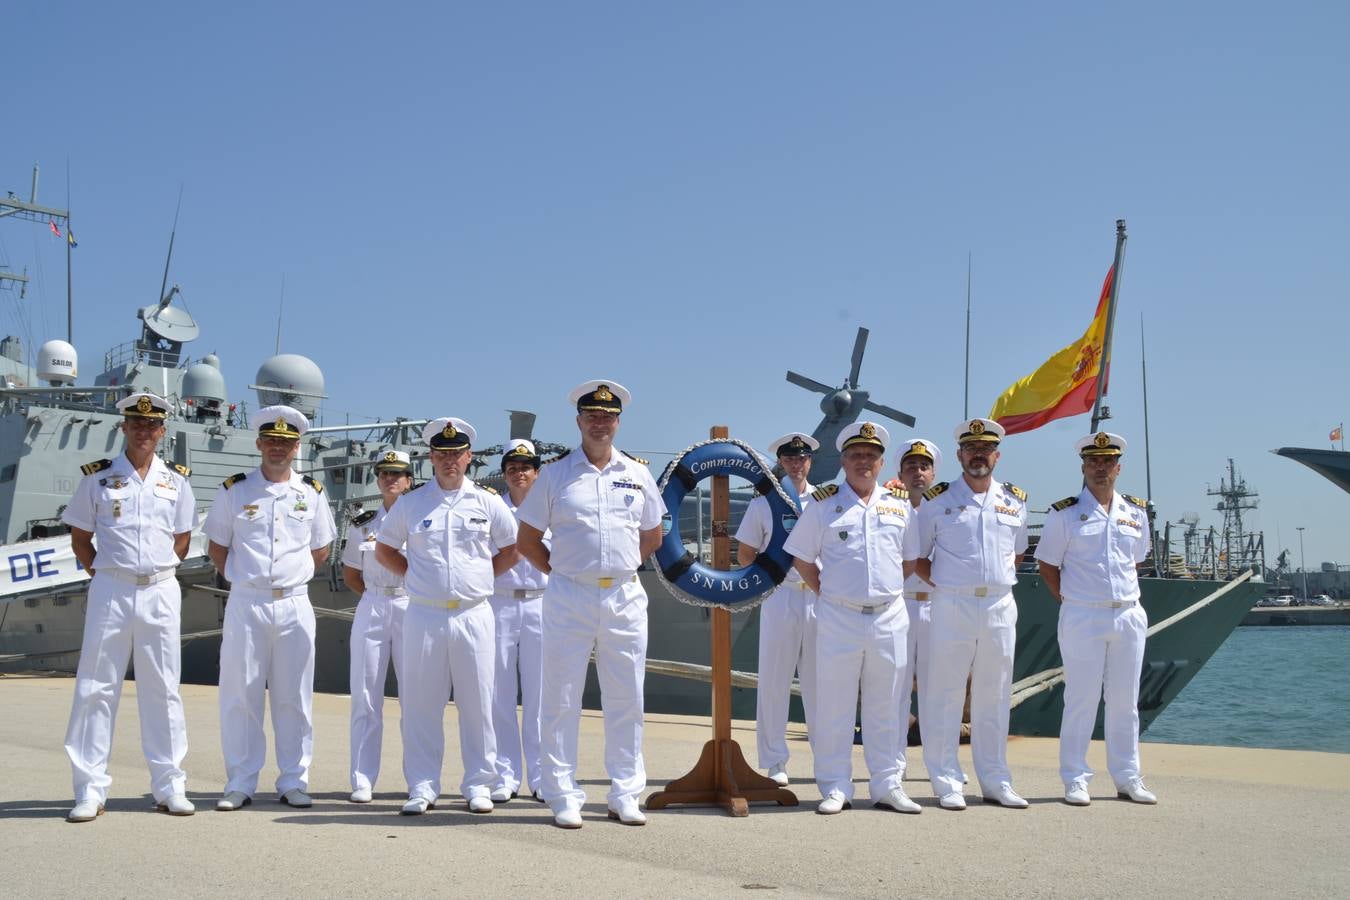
[489,439,549,804]
[342,449,414,803]
[735,432,819,787]
[206,405,336,811]
[888,438,942,761]
[516,380,666,829]
[375,418,518,816]
[61,392,198,822]
[1035,431,1157,806]
[903,417,1029,810]
[784,421,921,816]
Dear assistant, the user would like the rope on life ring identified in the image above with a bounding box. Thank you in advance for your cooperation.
[652,438,801,612]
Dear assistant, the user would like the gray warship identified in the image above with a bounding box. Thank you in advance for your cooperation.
[1,173,1261,742]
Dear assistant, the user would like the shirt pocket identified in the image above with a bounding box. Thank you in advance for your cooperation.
[409,520,449,564]
[95,490,133,527]
[608,489,642,524]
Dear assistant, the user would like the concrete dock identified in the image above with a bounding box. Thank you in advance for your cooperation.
[3,673,1348,899]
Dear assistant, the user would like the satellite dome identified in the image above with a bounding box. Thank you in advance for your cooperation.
[38,340,78,386]
[254,353,326,418]
[202,352,221,368]
[183,361,227,405]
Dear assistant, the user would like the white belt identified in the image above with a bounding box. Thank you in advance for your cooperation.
[97,568,176,587]
[1063,597,1137,609]
[370,586,408,598]
[827,595,898,615]
[409,596,486,610]
[904,591,931,601]
[561,573,637,589]
[233,585,310,600]
[936,585,1010,598]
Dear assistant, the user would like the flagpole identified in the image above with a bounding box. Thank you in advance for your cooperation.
[1140,313,1152,500]
[65,160,73,344]
[1089,220,1128,432]
[963,252,972,419]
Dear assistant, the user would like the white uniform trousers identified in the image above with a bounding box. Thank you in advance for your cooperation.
[219,587,316,796]
[812,595,908,801]
[489,592,543,796]
[756,582,816,769]
[348,589,408,792]
[1057,602,1148,787]
[401,600,497,802]
[65,571,188,804]
[899,596,932,764]
[924,588,1017,798]
[539,574,647,813]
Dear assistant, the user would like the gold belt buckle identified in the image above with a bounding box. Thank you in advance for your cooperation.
[446,599,460,610]
[914,592,929,601]
[136,574,152,586]
[271,588,285,598]
[597,577,614,589]
[973,587,989,597]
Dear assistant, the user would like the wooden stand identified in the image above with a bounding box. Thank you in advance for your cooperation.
[645,426,798,816]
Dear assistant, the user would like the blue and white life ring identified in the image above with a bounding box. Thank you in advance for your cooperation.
[653,439,801,611]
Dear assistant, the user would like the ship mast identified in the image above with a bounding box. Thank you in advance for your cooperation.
[0,165,72,341]
[1206,459,1264,579]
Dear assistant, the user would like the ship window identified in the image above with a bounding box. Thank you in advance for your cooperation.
[0,464,13,482]
[24,597,39,608]
[332,467,346,485]
[54,595,70,607]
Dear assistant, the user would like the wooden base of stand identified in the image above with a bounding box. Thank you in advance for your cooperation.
[645,738,798,816]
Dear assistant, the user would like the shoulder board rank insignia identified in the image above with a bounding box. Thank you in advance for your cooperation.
[171,462,191,478]
[351,510,377,526]
[1004,483,1027,502]
[923,482,950,501]
[1051,495,1078,512]
[476,483,499,495]
[544,448,572,465]
[302,474,324,494]
[80,458,113,476]
[621,450,649,465]
[889,486,909,500]
[1123,494,1148,509]
[223,472,248,489]
[811,484,840,501]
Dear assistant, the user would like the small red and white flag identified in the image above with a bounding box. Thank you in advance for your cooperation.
[49,220,62,239]
[1332,424,1344,443]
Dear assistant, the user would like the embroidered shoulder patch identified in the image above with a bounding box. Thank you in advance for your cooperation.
[302,474,324,494]
[80,458,112,476]
[811,484,840,501]
[923,482,950,501]
[1051,495,1078,512]
[223,472,248,489]
[1122,493,1147,509]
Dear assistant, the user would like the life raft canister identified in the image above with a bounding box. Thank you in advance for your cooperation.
[654,439,801,610]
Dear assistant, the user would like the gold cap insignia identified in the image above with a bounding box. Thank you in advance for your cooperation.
[1094,432,1111,448]
[136,396,153,415]
[790,437,806,448]
[442,424,457,439]
[275,416,289,432]
[860,422,876,439]
[384,451,398,462]
[595,385,614,402]
[970,420,985,435]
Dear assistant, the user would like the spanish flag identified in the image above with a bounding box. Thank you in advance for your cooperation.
[988,268,1113,435]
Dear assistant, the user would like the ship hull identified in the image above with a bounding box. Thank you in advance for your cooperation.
[3,563,1260,741]
[1274,446,1350,494]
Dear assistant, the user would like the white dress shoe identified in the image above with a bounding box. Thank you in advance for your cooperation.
[156,794,196,816]
[873,787,921,814]
[982,783,1029,809]
[531,790,545,804]
[607,799,647,826]
[468,796,494,814]
[350,788,373,804]
[489,787,515,804]
[279,789,312,809]
[67,799,104,822]
[938,792,967,811]
[767,763,789,787]
[553,807,583,829]
[816,791,851,815]
[216,791,252,811]
[1064,781,1091,806]
[1117,778,1158,804]
[401,796,434,815]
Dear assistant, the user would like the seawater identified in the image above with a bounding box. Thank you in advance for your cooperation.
[1144,626,1350,753]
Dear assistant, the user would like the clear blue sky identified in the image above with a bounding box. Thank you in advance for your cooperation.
[4,2,1348,569]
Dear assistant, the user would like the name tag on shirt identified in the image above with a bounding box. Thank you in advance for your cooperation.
[153,481,178,500]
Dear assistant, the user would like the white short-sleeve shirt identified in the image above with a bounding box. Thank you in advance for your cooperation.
[784,481,910,604]
[515,448,666,579]
[203,469,337,591]
[903,476,1028,589]
[377,479,517,601]
[61,453,198,575]
[340,505,404,591]
[494,491,548,593]
[1034,488,1150,603]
